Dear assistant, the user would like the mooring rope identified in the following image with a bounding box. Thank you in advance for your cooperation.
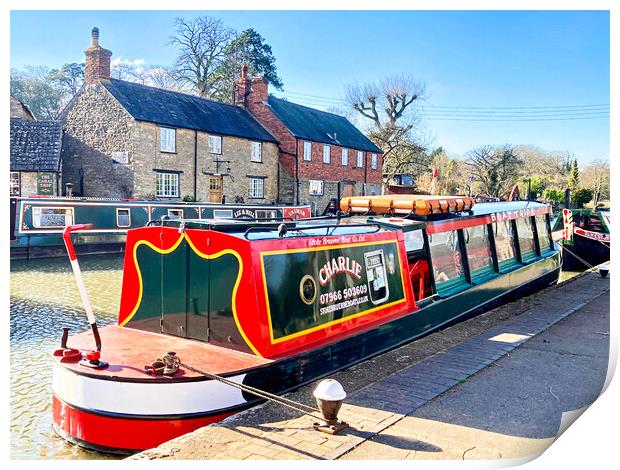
[560,244,598,271]
[145,352,323,419]
[179,360,323,419]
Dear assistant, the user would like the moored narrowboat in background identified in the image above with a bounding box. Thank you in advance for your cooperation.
[10,196,311,259]
[51,194,560,454]
[551,207,610,270]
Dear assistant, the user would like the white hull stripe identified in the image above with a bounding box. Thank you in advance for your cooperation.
[53,364,248,417]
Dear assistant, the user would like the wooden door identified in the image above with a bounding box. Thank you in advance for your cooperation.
[342,182,355,198]
[209,176,223,203]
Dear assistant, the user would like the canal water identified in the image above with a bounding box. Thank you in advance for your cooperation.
[9,252,584,460]
[10,254,124,460]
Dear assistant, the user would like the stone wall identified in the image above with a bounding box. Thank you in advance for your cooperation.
[61,82,136,198]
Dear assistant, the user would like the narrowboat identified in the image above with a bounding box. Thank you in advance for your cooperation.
[51,195,560,454]
[10,196,311,259]
[551,208,610,270]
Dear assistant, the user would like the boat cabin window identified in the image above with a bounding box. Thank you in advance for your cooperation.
[116,208,131,227]
[515,217,537,262]
[167,209,184,219]
[213,209,233,219]
[463,224,495,281]
[493,219,517,270]
[579,214,606,232]
[405,229,433,302]
[32,207,74,228]
[535,215,551,253]
[256,209,278,220]
[429,230,466,294]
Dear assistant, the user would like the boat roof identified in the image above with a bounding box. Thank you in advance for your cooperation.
[470,200,549,216]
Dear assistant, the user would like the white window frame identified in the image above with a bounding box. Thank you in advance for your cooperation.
[371,153,378,170]
[116,208,131,228]
[160,127,176,153]
[309,179,324,196]
[341,148,349,166]
[32,206,74,228]
[303,141,312,161]
[10,172,20,196]
[249,178,265,199]
[156,172,180,198]
[213,209,234,219]
[357,151,364,167]
[208,135,222,155]
[251,141,262,163]
[323,145,331,164]
[167,209,184,219]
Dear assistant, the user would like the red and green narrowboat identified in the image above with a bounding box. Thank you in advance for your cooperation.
[551,208,610,270]
[51,194,560,454]
[10,196,311,259]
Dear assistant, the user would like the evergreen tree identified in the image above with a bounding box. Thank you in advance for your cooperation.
[569,159,580,192]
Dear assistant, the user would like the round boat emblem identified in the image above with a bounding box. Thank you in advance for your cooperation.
[299,275,317,305]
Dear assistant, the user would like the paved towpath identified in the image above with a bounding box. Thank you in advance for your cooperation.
[130,271,610,461]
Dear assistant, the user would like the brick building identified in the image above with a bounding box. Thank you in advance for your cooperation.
[61,28,280,202]
[235,68,384,210]
[10,98,63,196]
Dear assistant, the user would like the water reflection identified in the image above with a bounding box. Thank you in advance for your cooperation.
[10,254,123,460]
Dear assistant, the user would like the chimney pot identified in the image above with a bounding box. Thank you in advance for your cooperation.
[241,64,248,80]
[91,27,99,46]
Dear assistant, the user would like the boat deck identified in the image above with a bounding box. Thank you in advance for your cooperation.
[54,325,272,380]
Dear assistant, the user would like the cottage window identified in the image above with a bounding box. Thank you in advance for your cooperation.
[251,142,262,163]
[160,127,176,153]
[208,135,222,154]
[357,151,364,167]
[249,178,264,199]
[116,208,131,228]
[10,172,20,196]
[341,148,349,166]
[371,153,378,170]
[156,172,179,198]
[303,141,312,161]
[323,145,331,164]
[309,179,324,196]
[32,207,74,228]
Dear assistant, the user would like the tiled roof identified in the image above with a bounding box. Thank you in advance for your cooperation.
[103,79,277,143]
[10,119,62,172]
[267,96,383,153]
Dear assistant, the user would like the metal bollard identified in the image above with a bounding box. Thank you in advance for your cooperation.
[312,379,349,435]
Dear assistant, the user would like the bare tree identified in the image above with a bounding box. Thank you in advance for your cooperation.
[169,16,235,98]
[466,145,524,199]
[344,75,429,186]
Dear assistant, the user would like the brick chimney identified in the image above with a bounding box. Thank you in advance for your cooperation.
[250,76,269,104]
[84,27,112,84]
[234,65,251,106]
[234,65,269,107]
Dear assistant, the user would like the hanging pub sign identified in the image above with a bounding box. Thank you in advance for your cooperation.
[260,238,406,343]
[37,173,55,196]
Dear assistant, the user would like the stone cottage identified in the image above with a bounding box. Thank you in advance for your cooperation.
[10,109,63,197]
[61,28,280,202]
[234,67,384,211]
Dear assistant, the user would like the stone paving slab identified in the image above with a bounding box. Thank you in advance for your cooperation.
[130,271,609,460]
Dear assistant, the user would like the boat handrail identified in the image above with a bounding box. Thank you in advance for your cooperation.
[243,222,383,240]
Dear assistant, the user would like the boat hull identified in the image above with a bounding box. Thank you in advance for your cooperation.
[52,254,560,454]
[560,236,610,270]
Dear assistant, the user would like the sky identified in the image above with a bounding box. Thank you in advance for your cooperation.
[10,10,610,163]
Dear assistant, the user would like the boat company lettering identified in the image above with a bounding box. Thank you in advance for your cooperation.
[319,256,362,285]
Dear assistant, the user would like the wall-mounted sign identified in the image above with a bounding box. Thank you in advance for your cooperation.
[112,151,129,164]
[37,173,55,196]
